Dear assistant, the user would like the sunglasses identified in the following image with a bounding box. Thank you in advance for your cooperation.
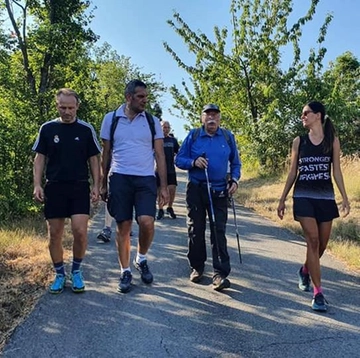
[301,110,314,116]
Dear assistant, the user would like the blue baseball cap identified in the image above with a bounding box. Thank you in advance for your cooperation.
[202,104,220,113]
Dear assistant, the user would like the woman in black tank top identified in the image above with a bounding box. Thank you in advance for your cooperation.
[277,101,350,312]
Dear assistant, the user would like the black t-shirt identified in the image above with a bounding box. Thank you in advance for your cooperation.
[32,118,101,181]
[163,135,180,174]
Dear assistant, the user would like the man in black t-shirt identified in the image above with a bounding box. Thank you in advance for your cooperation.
[33,88,101,294]
[156,121,180,219]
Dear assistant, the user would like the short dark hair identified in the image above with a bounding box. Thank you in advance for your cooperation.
[56,88,80,104]
[125,79,147,97]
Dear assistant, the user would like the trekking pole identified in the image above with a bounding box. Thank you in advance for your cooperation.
[231,196,242,264]
[201,153,222,263]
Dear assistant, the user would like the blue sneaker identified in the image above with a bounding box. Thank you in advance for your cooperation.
[311,293,328,312]
[118,271,132,293]
[298,267,311,291]
[133,259,153,284]
[49,274,66,294]
[71,270,85,293]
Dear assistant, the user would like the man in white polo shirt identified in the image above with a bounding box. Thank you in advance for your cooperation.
[100,79,169,293]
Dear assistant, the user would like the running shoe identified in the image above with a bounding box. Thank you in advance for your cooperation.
[118,271,132,293]
[298,267,311,291]
[189,268,203,283]
[49,274,66,294]
[97,227,111,243]
[70,270,85,293]
[213,275,231,291]
[166,207,177,219]
[156,209,164,220]
[311,293,328,312]
[133,259,153,284]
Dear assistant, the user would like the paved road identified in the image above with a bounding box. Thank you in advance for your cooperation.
[2,171,360,358]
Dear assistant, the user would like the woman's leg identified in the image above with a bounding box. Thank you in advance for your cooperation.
[298,217,321,288]
[318,221,333,258]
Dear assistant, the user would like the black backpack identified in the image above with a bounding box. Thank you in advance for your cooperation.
[109,109,156,149]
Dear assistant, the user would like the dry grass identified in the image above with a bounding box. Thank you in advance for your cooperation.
[0,216,74,351]
[236,156,360,268]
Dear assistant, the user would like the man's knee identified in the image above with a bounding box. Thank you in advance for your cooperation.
[138,215,154,232]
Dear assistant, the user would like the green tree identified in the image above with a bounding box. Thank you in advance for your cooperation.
[0,2,166,220]
[321,52,360,154]
[163,0,333,170]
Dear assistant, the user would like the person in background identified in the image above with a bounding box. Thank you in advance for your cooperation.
[97,206,114,243]
[277,101,350,312]
[156,121,180,220]
[175,104,241,291]
[33,88,101,294]
[100,79,169,293]
[97,206,134,243]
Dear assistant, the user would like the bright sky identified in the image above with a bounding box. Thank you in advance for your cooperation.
[90,0,360,140]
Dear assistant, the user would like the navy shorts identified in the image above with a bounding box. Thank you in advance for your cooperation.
[156,172,177,187]
[293,197,339,223]
[44,181,90,219]
[107,173,157,223]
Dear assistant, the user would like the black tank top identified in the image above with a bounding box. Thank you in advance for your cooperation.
[293,134,335,200]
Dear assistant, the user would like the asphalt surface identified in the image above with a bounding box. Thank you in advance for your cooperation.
[2,170,360,358]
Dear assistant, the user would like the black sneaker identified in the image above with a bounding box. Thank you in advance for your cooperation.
[97,227,111,243]
[156,209,164,220]
[166,207,177,219]
[118,271,132,293]
[189,268,203,283]
[298,267,311,291]
[213,275,231,291]
[133,259,153,284]
[311,293,328,312]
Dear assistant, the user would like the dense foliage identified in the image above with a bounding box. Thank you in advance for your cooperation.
[0,0,359,220]
[163,0,360,169]
[0,0,165,220]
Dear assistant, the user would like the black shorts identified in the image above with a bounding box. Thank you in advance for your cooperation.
[293,197,339,223]
[44,181,90,219]
[107,173,157,222]
[156,172,177,187]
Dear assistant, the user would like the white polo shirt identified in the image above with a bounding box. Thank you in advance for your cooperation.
[100,104,163,176]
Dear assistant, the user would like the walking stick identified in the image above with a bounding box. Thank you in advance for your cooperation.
[202,153,222,263]
[231,196,242,264]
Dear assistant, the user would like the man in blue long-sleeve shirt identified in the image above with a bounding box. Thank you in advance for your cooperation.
[175,104,241,291]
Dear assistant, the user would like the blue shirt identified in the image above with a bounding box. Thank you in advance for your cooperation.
[175,126,241,190]
[100,104,163,176]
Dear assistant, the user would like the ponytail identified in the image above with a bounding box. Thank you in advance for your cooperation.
[322,115,336,154]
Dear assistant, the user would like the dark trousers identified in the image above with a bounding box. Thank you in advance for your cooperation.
[186,181,231,277]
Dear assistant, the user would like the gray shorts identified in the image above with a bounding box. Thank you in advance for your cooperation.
[107,173,157,223]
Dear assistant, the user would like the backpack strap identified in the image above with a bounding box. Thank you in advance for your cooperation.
[220,128,232,149]
[191,128,201,142]
[109,110,119,150]
[145,111,156,149]
[109,110,156,149]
